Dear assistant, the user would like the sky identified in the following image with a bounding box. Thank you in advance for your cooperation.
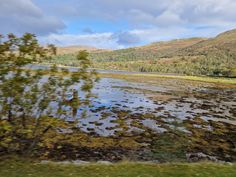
[0,0,236,49]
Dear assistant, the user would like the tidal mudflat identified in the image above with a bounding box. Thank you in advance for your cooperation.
[80,77,235,134]
[24,65,236,162]
[65,73,236,162]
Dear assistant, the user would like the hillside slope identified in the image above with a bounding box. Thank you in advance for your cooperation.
[48,29,236,77]
[91,29,236,76]
[174,29,236,56]
[90,38,206,62]
[158,29,236,76]
[57,45,109,55]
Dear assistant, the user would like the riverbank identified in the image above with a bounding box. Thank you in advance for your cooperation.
[99,73,236,85]
[29,63,236,85]
[1,157,236,177]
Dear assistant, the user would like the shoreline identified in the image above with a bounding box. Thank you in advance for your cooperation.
[30,63,236,85]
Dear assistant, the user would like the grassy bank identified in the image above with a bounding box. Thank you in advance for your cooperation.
[99,73,236,85]
[0,158,236,177]
[28,63,236,85]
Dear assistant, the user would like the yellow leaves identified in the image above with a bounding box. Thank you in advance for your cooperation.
[0,120,12,132]
[21,129,33,134]
[42,151,50,158]
[0,139,12,148]
[60,131,140,149]
[43,116,69,129]
[45,142,54,149]
[2,137,13,144]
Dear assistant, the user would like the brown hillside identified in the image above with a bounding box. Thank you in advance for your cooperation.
[176,29,236,55]
[57,45,110,55]
[137,38,207,56]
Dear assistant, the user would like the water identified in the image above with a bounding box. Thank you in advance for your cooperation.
[25,64,236,136]
[74,77,236,136]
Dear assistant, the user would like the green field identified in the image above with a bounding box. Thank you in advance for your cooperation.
[1,158,236,177]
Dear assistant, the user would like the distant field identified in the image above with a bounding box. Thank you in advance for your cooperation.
[1,158,236,177]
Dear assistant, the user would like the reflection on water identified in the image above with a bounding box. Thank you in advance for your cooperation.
[74,77,236,136]
[25,64,236,136]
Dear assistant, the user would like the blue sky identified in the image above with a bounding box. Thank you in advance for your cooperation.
[1,0,236,49]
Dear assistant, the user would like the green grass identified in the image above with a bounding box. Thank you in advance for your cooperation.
[143,74,236,85]
[1,158,236,177]
[23,63,236,85]
[99,73,236,85]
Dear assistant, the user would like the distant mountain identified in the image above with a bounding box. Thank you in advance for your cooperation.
[56,45,110,55]
[89,38,206,62]
[88,29,236,76]
[49,29,236,77]
[174,29,236,56]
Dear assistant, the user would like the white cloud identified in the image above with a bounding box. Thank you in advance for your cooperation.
[0,0,65,35]
[39,0,236,28]
[39,25,235,49]
[39,33,125,49]
[0,0,41,17]
[2,0,236,48]
[113,31,140,45]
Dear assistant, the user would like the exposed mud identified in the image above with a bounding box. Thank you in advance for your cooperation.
[51,76,236,162]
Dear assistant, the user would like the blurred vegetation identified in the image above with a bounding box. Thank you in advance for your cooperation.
[0,33,98,157]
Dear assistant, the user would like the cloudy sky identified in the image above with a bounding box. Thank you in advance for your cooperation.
[1,0,236,49]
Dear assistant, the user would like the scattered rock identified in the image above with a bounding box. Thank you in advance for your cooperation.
[186,153,225,163]
[97,161,113,165]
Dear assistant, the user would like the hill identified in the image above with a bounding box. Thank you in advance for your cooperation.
[48,46,111,66]
[90,29,236,76]
[174,29,236,56]
[56,45,109,55]
[158,29,236,76]
[89,38,206,62]
[48,29,236,77]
